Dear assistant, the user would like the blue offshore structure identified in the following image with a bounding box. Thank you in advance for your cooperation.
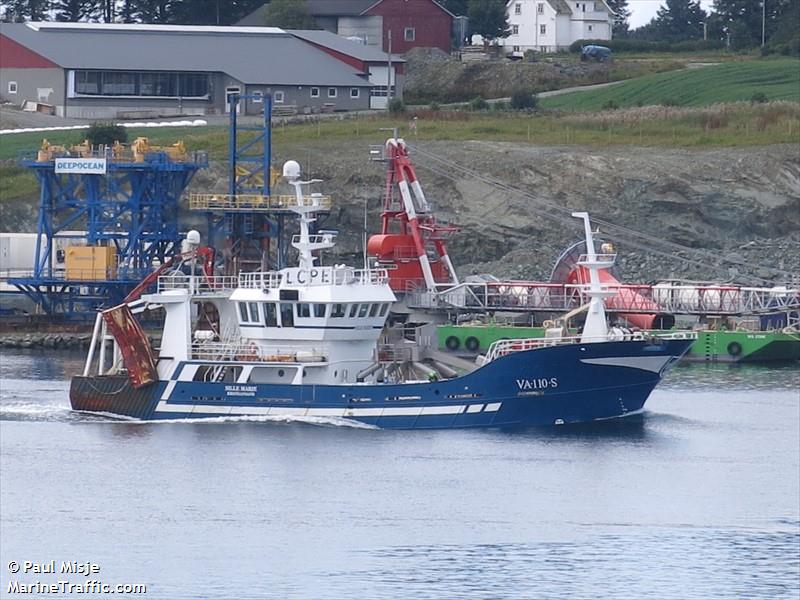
[196,93,329,273]
[10,143,207,317]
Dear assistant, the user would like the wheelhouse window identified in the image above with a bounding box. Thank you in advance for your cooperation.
[263,303,277,327]
[314,304,327,318]
[369,303,380,318]
[358,304,369,318]
[280,303,294,327]
[379,303,389,317]
[297,303,311,318]
[349,304,359,318]
[238,302,249,323]
[248,303,260,323]
[331,304,346,318]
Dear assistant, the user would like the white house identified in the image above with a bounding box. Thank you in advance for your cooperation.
[503,0,613,53]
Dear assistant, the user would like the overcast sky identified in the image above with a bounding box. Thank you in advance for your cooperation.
[628,0,715,29]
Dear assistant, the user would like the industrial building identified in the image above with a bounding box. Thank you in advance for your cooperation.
[288,28,404,109]
[0,22,384,119]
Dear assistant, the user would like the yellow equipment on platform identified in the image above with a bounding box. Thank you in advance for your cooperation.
[131,137,188,162]
[65,246,117,281]
[36,139,68,161]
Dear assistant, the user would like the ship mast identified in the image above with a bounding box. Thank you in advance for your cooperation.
[283,160,335,271]
[572,212,616,343]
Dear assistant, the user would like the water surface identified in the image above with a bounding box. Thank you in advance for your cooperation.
[1,350,798,599]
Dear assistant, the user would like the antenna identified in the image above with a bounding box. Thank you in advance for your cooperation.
[363,193,368,270]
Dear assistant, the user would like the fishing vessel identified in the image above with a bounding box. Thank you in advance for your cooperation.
[69,149,693,428]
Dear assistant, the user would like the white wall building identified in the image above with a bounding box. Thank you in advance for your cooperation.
[503,0,613,53]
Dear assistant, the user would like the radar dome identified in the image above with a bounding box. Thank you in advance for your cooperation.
[282,160,301,180]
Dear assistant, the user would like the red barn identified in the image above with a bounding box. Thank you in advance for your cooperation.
[364,0,454,54]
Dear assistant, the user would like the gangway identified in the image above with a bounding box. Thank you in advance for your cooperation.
[405,280,800,317]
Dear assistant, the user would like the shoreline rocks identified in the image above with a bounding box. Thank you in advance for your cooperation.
[0,332,161,350]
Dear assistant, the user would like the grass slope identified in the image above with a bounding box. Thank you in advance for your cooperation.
[541,59,800,111]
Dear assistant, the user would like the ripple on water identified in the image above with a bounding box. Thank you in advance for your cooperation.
[327,523,800,600]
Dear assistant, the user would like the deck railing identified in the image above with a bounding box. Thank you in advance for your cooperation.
[188,193,331,211]
[238,267,388,289]
[483,331,697,363]
[157,274,239,294]
[190,340,325,362]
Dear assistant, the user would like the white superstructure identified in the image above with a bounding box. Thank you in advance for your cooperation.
[136,161,396,387]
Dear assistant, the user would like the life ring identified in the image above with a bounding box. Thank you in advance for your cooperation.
[445,336,460,351]
[465,336,480,352]
[727,341,743,357]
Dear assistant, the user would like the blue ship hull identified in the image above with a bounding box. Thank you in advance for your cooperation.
[70,339,693,429]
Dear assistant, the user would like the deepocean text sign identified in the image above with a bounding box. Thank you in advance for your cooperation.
[54,158,107,174]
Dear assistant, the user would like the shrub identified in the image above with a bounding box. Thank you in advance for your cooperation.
[510,90,538,110]
[429,101,440,112]
[388,98,406,114]
[492,100,508,111]
[661,97,682,107]
[470,96,489,111]
[750,92,769,104]
[601,99,619,110]
[84,122,127,146]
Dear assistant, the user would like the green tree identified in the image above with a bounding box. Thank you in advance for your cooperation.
[467,0,510,45]
[712,0,794,48]
[642,0,707,42]
[53,0,101,21]
[118,0,137,22]
[263,0,318,29]
[440,0,468,15]
[126,0,178,23]
[84,122,128,146]
[3,0,52,21]
[606,0,631,38]
[169,0,264,25]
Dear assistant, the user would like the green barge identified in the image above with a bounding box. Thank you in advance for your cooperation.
[437,324,800,363]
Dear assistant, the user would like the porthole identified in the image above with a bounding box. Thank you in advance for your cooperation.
[278,369,285,377]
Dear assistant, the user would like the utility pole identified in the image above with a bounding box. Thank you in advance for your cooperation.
[762,0,766,47]
[701,21,707,41]
[387,29,393,106]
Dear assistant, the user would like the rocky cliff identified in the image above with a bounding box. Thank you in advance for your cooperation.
[3,140,798,285]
